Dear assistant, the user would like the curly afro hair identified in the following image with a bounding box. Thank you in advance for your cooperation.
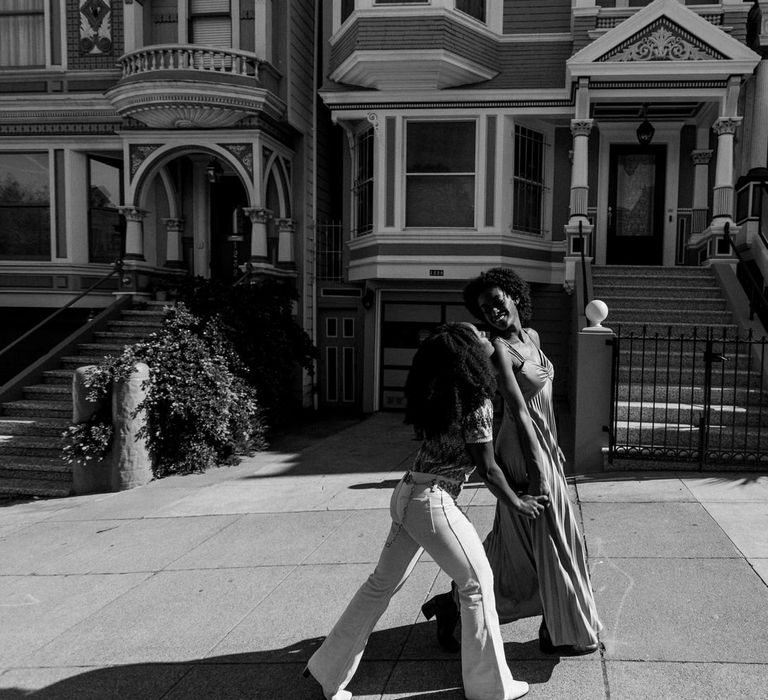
[463,267,533,327]
[404,322,496,438]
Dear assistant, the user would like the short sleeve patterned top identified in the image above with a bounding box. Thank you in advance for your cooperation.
[412,398,494,482]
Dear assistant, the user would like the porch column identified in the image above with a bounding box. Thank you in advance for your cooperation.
[243,207,271,261]
[564,117,595,292]
[690,148,712,236]
[275,217,296,267]
[161,217,185,268]
[710,116,743,225]
[118,206,147,260]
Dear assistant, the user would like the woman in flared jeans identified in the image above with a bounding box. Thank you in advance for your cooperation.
[305,323,547,700]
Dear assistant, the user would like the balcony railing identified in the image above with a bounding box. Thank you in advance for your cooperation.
[118,45,263,82]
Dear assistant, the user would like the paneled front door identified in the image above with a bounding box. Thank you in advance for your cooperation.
[607,145,666,265]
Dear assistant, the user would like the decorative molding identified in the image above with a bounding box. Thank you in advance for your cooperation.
[327,99,575,112]
[222,144,254,177]
[0,123,119,135]
[366,112,380,132]
[118,205,148,222]
[129,144,161,177]
[598,18,726,62]
[243,207,273,225]
[712,117,742,136]
[589,79,728,89]
[691,149,713,165]
[570,119,594,137]
[80,0,113,55]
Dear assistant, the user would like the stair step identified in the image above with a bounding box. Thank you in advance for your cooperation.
[59,355,110,369]
[616,401,768,428]
[618,384,768,406]
[1,401,71,418]
[0,435,63,457]
[93,331,149,342]
[615,423,767,450]
[107,321,164,333]
[594,285,721,298]
[600,296,727,312]
[0,417,69,437]
[121,307,169,317]
[0,477,72,498]
[22,385,70,401]
[76,343,127,353]
[609,322,740,336]
[42,369,76,385]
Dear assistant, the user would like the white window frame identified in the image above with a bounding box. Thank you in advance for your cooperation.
[351,124,375,237]
[509,119,553,238]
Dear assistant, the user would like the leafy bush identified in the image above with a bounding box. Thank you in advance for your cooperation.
[70,304,267,478]
[173,276,318,428]
[61,413,113,467]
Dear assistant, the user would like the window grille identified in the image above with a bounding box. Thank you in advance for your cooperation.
[513,125,545,235]
[316,221,344,282]
[353,128,374,237]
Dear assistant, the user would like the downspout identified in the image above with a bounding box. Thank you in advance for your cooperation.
[310,0,320,411]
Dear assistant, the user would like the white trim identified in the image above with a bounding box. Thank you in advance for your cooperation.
[567,0,760,83]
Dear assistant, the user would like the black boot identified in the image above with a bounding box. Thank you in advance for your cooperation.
[539,619,598,656]
[421,592,460,653]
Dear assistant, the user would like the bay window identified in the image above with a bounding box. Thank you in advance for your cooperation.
[190,0,232,47]
[406,121,476,228]
[0,0,45,68]
[0,152,50,260]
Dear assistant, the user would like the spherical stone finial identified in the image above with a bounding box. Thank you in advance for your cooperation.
[585,299,608,327]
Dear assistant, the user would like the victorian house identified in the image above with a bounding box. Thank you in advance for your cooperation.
[315,0,768,414]
[0,0,324,399]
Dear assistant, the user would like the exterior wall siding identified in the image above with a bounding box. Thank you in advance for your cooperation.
[503,0,572,35]
[482,42,570,89]
[329,16,498,74]
[287,0,316,134]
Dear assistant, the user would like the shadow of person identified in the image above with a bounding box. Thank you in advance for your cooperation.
[0,628,559,699]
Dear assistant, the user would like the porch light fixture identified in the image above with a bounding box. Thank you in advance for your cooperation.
[206,158,223,183]
[636,104,655,146]
[361,287,375,310]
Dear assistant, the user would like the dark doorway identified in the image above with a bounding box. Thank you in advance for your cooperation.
[607,144,666,265]
[209,175,248,281]
[318,308,363,413]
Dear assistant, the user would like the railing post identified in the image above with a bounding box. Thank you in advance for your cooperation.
[573,300,615,473]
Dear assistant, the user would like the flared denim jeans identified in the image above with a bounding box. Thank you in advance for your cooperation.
[306,471,520,700]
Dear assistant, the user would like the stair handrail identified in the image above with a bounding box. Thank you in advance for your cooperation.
[723,222,768,322]
[0,258,124,363]
[578,219,590,313]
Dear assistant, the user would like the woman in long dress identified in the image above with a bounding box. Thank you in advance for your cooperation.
[424,268,602,655]
[304,322,548,700]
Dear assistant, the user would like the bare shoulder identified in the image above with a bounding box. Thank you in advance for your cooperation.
[525,327,541,347]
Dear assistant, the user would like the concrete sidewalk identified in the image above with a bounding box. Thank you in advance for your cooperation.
[1,413,767,699]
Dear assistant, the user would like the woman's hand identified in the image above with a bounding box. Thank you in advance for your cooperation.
[512,493,549,519]
[527,477,551,500]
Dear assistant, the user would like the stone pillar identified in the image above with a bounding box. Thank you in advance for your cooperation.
[711,116,743,224]
[275,217,296,266]
[243,207,271,261]
[161,217,185,268]
[118,205,147,260]
[110,363,152,491]
[690,148,713,234]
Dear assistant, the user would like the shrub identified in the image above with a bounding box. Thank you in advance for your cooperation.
[68,304,267,478]
[173,276,318,428]
[61,412,113,467]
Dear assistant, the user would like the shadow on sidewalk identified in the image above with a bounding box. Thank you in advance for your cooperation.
[0,627,559,699]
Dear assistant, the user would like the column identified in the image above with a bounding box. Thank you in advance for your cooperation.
[243,207,271,261]
[711,116,743,224]
[118,205,147,260]
[275,217,296,267]
[161,217,185,268]
[748,58,768,173]
[690,148,712,235]
[568,118,593,226]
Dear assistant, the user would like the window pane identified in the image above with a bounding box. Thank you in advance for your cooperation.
[0,0,45,67]
[89,157,123,263]
[456,0,485,22]
[0,152,49,259]
[406,175,475,227]
[407,122,475,173]
[513,125,545,234]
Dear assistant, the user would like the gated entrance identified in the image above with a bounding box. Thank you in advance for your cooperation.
[609,326,768,468]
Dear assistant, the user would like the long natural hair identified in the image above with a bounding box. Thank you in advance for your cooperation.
[463,267,533,327]
[404,322,496,438]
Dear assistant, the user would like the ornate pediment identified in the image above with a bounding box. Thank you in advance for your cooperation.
[598,18,725,63]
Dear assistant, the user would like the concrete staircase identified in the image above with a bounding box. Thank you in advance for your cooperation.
[592,265,768,468]
[0,302,169,499]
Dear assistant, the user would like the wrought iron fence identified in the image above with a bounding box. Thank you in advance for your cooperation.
[609,325,768,469]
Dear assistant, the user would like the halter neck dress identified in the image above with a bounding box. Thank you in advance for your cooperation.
[484,331,602,648]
